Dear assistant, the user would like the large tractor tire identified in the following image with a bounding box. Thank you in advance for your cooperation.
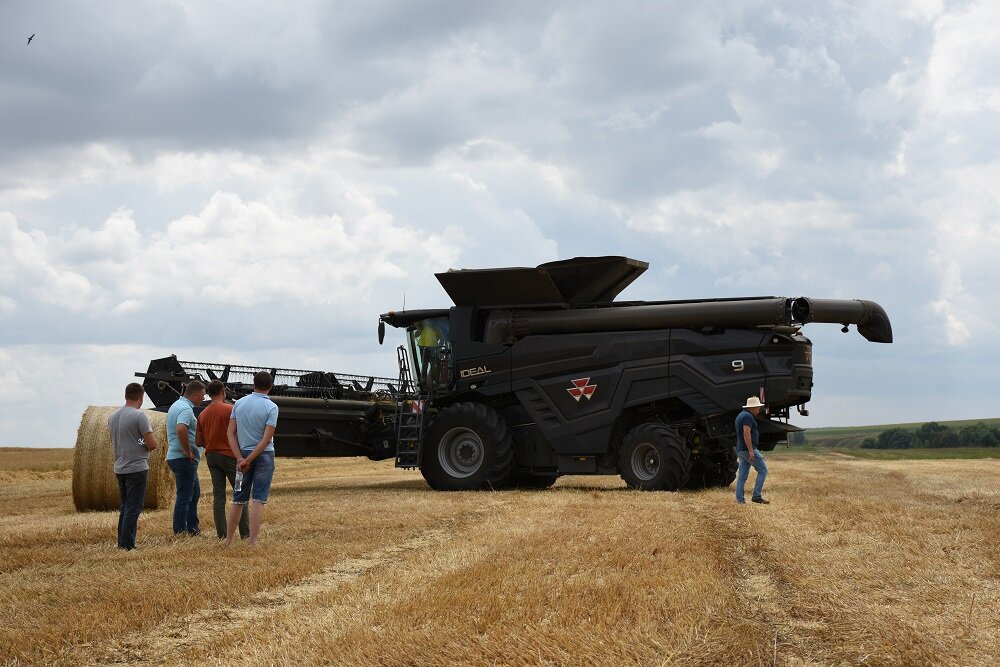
[685,447,740,489]
[618,423,691,491]
[684,456,715,490]
[719,447,738,487]
[421,402,514,490]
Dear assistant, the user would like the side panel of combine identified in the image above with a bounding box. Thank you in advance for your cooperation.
[508,331,670,457]
[497,326,811,484]
[506,329,782,452]
[666,329,769,417]
[448,306,512,396]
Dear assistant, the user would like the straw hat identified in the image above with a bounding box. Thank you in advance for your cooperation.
[743,396,765,409]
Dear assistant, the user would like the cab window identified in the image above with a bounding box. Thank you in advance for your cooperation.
[410,317,453,393]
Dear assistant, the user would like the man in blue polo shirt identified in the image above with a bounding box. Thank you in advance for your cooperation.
[224,370,279,546]
[166,380,207,535]
[735,396,769,505]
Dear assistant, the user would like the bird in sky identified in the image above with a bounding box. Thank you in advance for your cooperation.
[27,34,35,45]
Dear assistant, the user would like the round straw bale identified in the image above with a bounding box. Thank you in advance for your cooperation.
[72,406,173,511]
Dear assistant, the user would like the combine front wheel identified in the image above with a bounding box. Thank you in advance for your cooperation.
[421,402,514,490]
[618,423,691,491]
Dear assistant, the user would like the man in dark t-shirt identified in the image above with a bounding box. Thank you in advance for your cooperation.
[734,396,769,504]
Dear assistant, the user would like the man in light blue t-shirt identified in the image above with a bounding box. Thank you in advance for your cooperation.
[734,396,769,505]
[224,370,279,547]
[166,380,207,535]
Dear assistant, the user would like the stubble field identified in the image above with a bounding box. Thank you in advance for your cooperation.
[0,447,997,666]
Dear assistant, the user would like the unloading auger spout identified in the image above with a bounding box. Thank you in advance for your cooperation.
[484,296,893,344]
[789,298,893,343]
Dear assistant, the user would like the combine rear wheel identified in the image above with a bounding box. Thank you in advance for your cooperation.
[618,423,691,491]
[685,447,738,489]
[421,402,514,490]
[684,456,714,490]
[719,447,738,487]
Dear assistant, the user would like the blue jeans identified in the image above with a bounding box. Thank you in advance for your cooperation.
[233,451,275,504]
[116,470,148,549]
[735,448,768,502]
[167,458,200,535]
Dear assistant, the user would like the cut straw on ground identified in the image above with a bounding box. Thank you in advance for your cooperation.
[1,449,997,666]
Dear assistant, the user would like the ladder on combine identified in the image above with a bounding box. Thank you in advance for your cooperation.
[394,345,424,469]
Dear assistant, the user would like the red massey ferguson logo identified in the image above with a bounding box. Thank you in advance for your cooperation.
[567,377,597,402]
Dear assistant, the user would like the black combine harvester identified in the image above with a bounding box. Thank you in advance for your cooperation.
[135,256,892,492]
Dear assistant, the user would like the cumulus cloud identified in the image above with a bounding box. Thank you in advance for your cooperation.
[0,138,564,346]
[2,189,457,345]
[1,212,95,310]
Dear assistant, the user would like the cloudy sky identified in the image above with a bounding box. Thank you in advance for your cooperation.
[2,0,998,447]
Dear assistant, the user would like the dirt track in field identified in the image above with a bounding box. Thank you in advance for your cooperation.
[0,449,997,666]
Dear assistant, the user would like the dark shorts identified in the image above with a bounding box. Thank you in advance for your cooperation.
[233,450,275,504]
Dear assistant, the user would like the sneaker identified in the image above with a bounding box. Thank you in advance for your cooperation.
[736,499,746,505]
[751,497,770,504]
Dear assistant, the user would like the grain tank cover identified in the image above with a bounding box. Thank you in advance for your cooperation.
[538,256,648,305]
[436,256,648,308]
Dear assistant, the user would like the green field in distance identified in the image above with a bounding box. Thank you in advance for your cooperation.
[776,416,1000,459]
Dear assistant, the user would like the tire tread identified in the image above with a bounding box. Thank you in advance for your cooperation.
[421,402,514,490]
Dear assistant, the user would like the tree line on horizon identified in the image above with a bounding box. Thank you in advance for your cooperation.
[859,421,1000,449]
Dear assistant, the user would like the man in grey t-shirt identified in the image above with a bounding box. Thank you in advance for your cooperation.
[107,383,158,550]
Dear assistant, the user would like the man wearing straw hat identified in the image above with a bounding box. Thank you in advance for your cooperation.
[735,396,769,505]
[108,382,158,550]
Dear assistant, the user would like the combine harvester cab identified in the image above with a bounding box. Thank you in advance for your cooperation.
[380,256,891,492]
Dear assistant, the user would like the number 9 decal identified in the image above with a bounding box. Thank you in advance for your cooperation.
[732,360,745,372]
